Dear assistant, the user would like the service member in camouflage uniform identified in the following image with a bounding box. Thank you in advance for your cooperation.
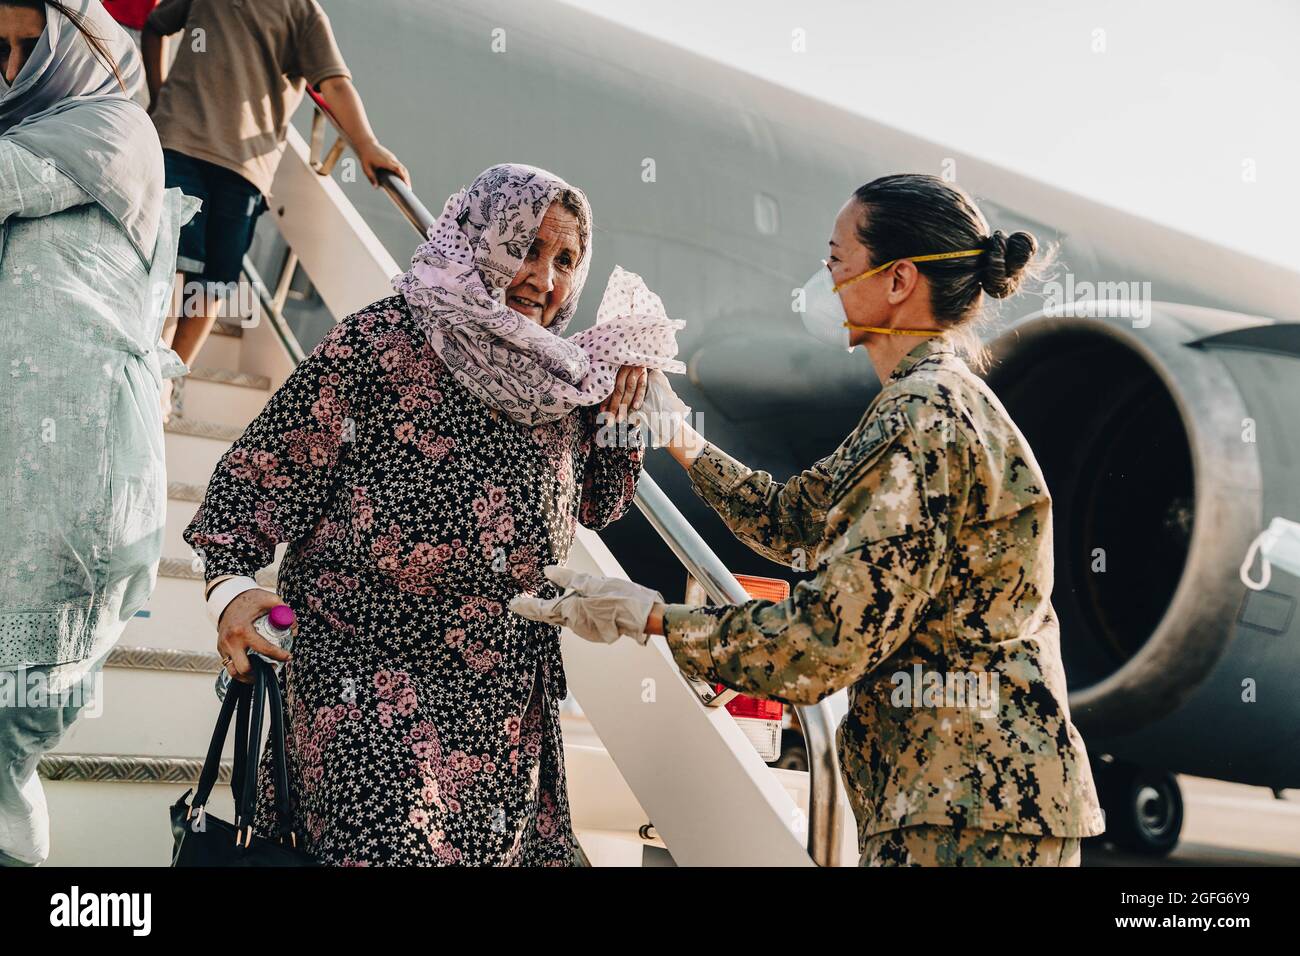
[660,331,1103,866]
[511,174,1105,865]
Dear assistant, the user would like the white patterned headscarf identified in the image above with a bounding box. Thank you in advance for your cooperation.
[393,163,684,427]
[0,0,162,267]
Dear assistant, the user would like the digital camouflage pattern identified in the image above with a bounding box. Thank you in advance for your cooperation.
[662,336,1105,859]
[861,824,1081,867]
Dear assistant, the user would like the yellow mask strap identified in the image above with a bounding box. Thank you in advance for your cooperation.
[829,247,983,338]
[830,248,984,293]
[844,324,946,336]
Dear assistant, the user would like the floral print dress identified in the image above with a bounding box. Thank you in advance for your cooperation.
[183,295,643,865]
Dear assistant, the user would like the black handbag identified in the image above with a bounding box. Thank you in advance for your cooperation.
[170,657,320,866]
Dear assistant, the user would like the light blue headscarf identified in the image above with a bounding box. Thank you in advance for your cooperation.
[0,0,162,266]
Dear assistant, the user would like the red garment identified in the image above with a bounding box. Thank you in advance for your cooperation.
[102,0,158,31]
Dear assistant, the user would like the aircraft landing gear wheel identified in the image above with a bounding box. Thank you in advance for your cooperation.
[1100,762,1183,857]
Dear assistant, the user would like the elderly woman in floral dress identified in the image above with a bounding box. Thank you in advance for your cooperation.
[183,163,685,865]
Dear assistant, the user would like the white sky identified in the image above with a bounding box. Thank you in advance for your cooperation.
[559,0,1300,273]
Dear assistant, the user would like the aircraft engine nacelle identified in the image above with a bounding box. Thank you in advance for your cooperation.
[983,304,1300,788]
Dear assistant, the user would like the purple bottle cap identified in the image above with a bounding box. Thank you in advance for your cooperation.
[268,605,295,630]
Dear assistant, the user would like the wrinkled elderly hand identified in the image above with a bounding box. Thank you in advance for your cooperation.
[508,565,663,645]
[600,365,649,423]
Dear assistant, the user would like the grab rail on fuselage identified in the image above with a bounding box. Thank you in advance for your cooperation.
[238,87,845,867]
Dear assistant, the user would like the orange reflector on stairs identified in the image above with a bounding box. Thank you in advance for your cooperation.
[715,574,790,759]
[732,573,791,604]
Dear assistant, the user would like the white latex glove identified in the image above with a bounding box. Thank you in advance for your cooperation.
[508,565,663,645]
[630,368,692,448]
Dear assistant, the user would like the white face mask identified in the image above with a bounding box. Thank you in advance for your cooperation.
[798,253,975,350]
[798,265,855,352]
[1240,516,1300,591]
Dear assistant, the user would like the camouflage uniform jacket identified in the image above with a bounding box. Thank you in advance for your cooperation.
[663,336,1106,845]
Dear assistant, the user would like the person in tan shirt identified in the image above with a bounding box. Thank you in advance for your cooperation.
[140,0,409,420]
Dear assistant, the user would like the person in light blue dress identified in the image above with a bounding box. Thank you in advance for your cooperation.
[0,0,192,865]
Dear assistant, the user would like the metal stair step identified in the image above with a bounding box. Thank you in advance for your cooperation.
[208,321,244,338]
[164,423,237,487]
[124,575,212,652]
[173,368,271,430]
[191,329,242,369]
[165,416,245,443]
[127,555,284,655]
[39,752,231,786]
[40,772,238,866]
[38,750,646,866]
[106,645,222,673]
[186,366,270,391]
[167,480,207,503]
[158,556,279,590]
[51,666,233,759]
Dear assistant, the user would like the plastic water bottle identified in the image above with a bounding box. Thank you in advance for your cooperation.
[215,604,296,701]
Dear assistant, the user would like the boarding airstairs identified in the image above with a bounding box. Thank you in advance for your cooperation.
[38,94,856,867]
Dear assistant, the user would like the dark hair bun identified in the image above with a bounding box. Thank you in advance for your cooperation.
[980,229,1037,298]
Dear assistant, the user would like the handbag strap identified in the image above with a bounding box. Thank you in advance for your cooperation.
[193,658,300,847]
[234,660,269,841]
[231,680,252,805]
[262,664,297,841]
[234,658,301,845]
[191,678,250,812]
